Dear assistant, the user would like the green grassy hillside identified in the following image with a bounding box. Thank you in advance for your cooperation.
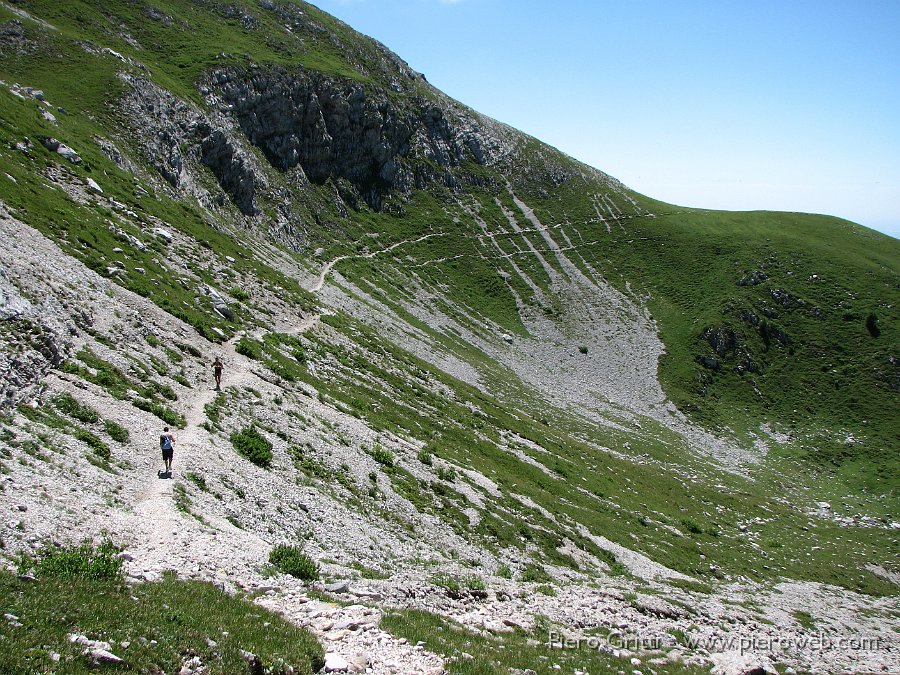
[0,0,897,608]
[515,174,899,492]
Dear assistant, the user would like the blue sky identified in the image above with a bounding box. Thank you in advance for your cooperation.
[314,1,900,239]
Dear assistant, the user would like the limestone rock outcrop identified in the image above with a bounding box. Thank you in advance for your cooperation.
[207,66,497,209]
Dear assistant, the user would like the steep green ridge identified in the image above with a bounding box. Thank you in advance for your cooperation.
[515,176,899,490]
[0,0,897,607]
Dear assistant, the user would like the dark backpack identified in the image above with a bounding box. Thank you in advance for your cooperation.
[160,434,172,450]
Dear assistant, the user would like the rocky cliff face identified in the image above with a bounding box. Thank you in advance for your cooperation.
[206,66,498,210]
[119,74,261,216]
[121,63,512,217]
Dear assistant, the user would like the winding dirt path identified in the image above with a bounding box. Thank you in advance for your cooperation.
[307,233,443,293]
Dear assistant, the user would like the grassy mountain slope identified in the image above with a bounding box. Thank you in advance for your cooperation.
[1,1,898,672]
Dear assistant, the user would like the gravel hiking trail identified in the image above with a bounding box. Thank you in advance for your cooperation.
[117,334,266,578]
[308,233,443,292]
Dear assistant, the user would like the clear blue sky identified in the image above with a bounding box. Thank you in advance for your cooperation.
[313,0,900,239]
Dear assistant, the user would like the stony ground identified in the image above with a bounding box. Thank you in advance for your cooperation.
[1,210,898,675]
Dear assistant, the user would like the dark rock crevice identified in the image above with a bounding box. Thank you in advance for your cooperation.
[196,124,259,216]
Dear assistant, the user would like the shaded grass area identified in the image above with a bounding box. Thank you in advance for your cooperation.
[0,570,323,674]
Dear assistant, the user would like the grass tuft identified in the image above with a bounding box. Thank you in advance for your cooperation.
[269,545,319,581]
[230,426,273,468]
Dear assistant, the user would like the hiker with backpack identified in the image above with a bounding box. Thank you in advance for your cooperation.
[160,426,176,476]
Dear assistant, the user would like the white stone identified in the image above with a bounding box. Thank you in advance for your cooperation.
[324,653,349,672]
[152,228,174,243]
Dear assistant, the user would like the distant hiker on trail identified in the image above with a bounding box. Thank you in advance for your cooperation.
[159,426,175,476]
[213,357,224,391]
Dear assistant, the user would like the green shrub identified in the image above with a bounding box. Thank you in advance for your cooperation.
[370,445,395,467]
[269,545,319,580]
[229,287,251,301]
[205,392,226,426]
[235,337,262,360]
[176,341,203,358]
[73,428,110,460]
[578,345,589,354]
[231,426,273,468]
[435,465,456,481]
[536,584,557,596]
[133,399,186,428]
[17,540,122,580]
[521,563,552,584]
[149,355,169,376]
[463,574,486,591]
[52,393,99,424]
[186,472,207,492]
[417,449,433,465]
[429,573,460,595]
[145,334,160,347]
[140,380,178,402]
[680,518,704,535]
[103,419,130,443]
[793,610,816,630]
[64,348,131,399]
[173,483,191,513]
[496,565,512,579]
[164,347,183,364]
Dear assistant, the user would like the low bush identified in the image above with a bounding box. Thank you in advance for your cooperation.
[269,545,319,581]
[429,573,460,595]
[680,518,704,535]
[231,426,273,468]
[463,574,486,591]
[104,419,130,443]
[74,428,111,460]
[52,393,99,424]
[186,472,207,492]
[370,445,395,467]
[520,563,552,584]
[235,337,262,360]
[204,392,226,426]
[435,465,456,481]
[17,540,122,581]
[175,341,203,358]
[133,399,186,428]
